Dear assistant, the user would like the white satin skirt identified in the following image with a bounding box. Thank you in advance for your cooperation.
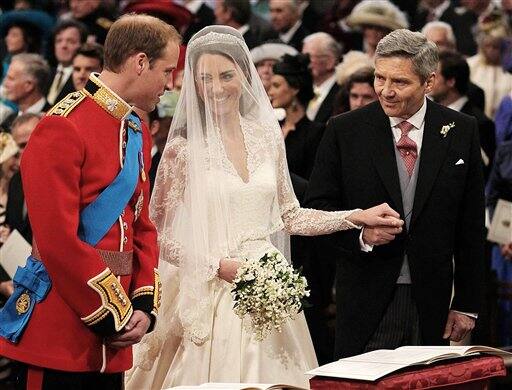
[126,261,318,389]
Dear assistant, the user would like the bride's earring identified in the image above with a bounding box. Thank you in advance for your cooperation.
[291,98,299,111]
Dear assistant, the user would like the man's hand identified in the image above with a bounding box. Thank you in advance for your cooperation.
[362,225,402,246]
[218,258,240,283]
[0,280,14,297]
[106,310,151,349]
[443,310,475,342]
[348,203,403,228]
[500,243,512,260]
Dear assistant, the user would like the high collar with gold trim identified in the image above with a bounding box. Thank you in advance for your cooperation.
[83,73,133,121]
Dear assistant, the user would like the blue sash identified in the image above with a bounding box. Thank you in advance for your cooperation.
[0,114,143,343]
[79,113,143,246]
[0,257,51,342]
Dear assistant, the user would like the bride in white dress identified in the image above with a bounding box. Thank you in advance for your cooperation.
[126,26,402,389]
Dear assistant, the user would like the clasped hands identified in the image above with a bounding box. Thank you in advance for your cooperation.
[106,310,151,348]
[348,203,404,246]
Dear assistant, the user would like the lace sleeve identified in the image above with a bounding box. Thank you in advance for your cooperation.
[274,130,362,236]
[149,137,187,266]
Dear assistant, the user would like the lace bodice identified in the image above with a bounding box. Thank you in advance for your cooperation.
[150,118,360,267]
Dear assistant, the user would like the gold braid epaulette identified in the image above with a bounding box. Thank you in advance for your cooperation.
[47,91,86,117]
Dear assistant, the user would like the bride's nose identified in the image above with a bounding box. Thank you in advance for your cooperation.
[211,77,223,95]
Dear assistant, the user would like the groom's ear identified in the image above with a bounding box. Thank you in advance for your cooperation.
[424,72,436,94]
[129,52,149,76]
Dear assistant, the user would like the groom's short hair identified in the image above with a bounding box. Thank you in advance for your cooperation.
[104,14,181,73]
[375,29,438,82]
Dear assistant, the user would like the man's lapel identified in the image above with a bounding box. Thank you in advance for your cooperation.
[367,103,404,217]
[410,100,452,227]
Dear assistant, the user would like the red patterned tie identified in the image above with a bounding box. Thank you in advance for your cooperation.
[396,121,417,177]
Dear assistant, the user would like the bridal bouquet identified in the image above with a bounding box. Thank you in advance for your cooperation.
[231,251,309,341]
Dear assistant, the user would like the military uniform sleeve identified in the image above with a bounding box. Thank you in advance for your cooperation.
[21,115,132,336]
[129,124,160,331]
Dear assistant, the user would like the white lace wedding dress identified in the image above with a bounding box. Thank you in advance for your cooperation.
[126,118,359,389]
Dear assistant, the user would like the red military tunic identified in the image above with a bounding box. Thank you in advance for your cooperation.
[0,74,160,373]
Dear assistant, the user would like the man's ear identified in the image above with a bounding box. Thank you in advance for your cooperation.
[150,119,160,137]
[424,72,436,94]
[133,52,148,75]
[446,77,456,89]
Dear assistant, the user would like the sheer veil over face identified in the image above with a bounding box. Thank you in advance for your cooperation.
[149,26,295,345]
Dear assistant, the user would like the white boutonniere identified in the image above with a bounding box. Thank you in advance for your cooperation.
[440,122,455,138]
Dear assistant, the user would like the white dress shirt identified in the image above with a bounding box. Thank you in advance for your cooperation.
[237,24,250,36]
[447,96,469,113]
[306,74,336,121]
[19,97,46,116]
[279,20,302,44]
[359,97,427,251]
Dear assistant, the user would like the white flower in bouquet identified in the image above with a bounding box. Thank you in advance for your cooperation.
[231,251,310,341]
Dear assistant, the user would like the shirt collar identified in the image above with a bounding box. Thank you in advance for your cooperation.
[279,20,302,44]
[389,97,427,130]
[314,74,336,96]
[433,0,450,19]
[447,96,468,112]
[20,97,46,115]
[237,24,250,36]
[183,0,204,14]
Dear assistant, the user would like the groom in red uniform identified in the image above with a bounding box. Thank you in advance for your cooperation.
[0,14,181,389]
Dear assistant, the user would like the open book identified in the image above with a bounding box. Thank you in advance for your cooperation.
[170,383,306,390]
[306,345,512,382]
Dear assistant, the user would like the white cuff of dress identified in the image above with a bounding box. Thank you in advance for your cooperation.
[452,309,478,319]
[359,228,374,252]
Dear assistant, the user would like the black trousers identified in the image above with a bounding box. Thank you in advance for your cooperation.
[12,362,123,390]
[364,284,421,352]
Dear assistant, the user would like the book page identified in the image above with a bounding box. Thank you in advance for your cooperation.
[198,384,306,390]
[488,199,512,245]
[0,229,31,278]
[307,359,403,381]
[342,349,458,365]
[398,345,512,357]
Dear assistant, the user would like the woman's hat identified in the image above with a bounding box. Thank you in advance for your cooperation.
[250,42,298,64]
[122,0,192,31]
[345,0,409,32]
[335,50,373,85]
[0,133,19,164]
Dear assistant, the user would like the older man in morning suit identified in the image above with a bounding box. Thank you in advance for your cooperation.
[306,29,485,358]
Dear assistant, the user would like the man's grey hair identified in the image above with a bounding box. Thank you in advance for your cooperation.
[11,53,50,95]
[11,112,42,131]
[303,32,343,61]
[375,29,438,82]
[421,21,457,46]
[271,0,299,12]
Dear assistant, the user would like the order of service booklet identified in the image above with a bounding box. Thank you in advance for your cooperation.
[488,199,512,245]
[306,345,512,382]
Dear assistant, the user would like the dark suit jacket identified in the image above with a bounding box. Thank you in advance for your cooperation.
[6,171,31,244]
[249,13,277,45]
[305,100,485,358]
[182,3,215,44]
[460,100,496,182]
[467,82,485,113]
[412,4,477,56]
[149,151,161,195]
[242,29,259,50]
[284,116,324,180]
[314,83,340,124]
[48,67,76,106]
[281,23,309,52]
